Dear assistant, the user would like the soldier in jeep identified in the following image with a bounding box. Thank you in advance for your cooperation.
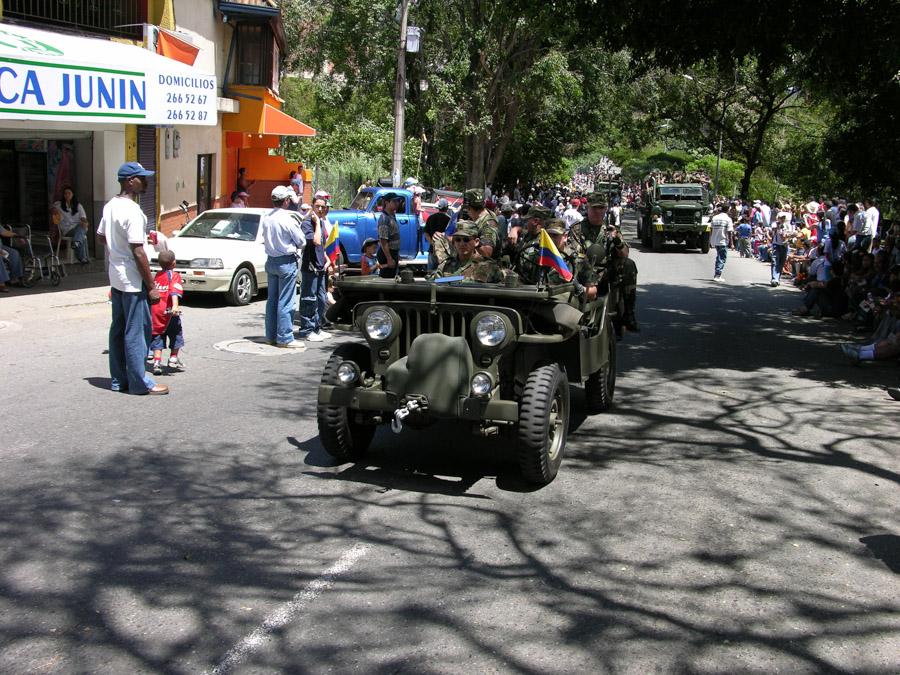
[430,220,503,283]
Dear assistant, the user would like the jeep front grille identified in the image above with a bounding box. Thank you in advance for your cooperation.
[396,305,478,356]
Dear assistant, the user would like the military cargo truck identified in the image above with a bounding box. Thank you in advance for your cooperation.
[639,179,711,252]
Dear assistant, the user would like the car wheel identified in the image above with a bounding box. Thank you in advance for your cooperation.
[317,344,376,462]
[585,320,616,413]
[517,363,569,485]
[700,231,711,254]
[226,267,254,306]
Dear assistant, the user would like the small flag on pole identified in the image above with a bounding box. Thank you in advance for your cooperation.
[537,229,573,282]
[324,222,340,264]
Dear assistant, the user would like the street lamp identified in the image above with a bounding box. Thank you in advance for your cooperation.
[391,0,412,188]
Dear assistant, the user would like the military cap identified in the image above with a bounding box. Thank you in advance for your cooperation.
[463,188,485,207]
[545,219,566,236]
[381,191,401,202]
[452,220,480,237]
[526,204,552,221]
[586,192,609,207]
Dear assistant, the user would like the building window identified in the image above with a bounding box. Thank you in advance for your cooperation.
[235,23,279,89]
[3,0,145,40]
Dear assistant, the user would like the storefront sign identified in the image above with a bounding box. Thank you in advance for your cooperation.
[0,23,217,126]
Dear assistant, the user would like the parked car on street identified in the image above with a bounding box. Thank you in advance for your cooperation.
[148,207,303,306]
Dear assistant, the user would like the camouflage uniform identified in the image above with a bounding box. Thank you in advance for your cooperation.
[574,191,639,330]
[463,188,500,259]
[430,220,503,283]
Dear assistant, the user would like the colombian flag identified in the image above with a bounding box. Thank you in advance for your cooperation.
[538,229,573,282]
[324,222,340,264]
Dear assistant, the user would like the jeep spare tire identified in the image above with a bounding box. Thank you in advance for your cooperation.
[517,364,569,485]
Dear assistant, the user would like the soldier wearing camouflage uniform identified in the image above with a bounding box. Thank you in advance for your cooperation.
[514,208,556,284]
[462,188,500,260]
[430,220,503,283]
[570,191,639,332]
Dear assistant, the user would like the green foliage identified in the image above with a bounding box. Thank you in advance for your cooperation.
[685,156,744,197]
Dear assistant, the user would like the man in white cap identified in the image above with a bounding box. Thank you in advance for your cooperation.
[97,161,169,395]
[261,186,306,349]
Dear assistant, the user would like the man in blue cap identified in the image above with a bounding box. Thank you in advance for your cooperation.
[97,161,169,395]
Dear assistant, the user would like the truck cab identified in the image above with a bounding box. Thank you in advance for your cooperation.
[328,187,428,268]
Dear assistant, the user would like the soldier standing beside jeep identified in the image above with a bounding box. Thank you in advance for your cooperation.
[571,192,640,333]
[377,193,402,278]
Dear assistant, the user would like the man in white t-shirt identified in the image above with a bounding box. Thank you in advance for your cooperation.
[562,198,583,229]
[97,162,168,395]
[861,198,879,252]
[710,206,734,281]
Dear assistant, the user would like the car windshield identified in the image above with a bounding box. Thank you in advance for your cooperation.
[349,191,372,210]
[179,213,259,241]
[658,187,703,199]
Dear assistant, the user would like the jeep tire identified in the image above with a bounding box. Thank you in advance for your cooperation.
[317,344,376,462]
[700,231,711,254]
[517,364,569,485]
[585,321,616,413]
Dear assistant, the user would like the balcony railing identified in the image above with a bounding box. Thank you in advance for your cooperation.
[3,0,146,40]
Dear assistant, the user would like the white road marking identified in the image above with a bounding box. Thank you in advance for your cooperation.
[207,543,371,674]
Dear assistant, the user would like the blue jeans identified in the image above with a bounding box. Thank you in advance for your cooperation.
[714,245,727,277]
[265,255,298,345]
[771,244,788,283]
[298,268,327,337]
[1,244,23,280]
[64,227,89,263]
[109,287,156,393]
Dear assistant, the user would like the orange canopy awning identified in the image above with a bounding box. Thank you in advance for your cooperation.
[262,104,316,136]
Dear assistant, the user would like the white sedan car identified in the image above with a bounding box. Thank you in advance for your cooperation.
[150,208,302,306]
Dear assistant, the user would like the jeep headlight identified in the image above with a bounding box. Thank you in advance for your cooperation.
[475,314,507,347]
[665,210,672,218]
[695,210,701,218]
[190,258,224,269]
[470,372,494,396]
[364,309,394,341]
[336,361,361,386]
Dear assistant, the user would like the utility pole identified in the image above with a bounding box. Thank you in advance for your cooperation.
[391,0,411,188]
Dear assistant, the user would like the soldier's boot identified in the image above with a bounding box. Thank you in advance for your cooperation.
[623,287,640,332]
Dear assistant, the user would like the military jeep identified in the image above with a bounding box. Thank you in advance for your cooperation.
[639,180,711,252]
[316,275,617,485]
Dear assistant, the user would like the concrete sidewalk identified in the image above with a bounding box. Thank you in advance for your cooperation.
[0,263,110,317]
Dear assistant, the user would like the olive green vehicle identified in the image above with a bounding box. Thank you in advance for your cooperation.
[316,275,617,485]
[639,180,711,253]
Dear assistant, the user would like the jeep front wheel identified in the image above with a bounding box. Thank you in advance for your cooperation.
[317,344,376,462]
[700,231,711,253]
[517,364,569,485]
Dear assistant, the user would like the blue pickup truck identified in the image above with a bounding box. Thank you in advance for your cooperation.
[328,187,429,267]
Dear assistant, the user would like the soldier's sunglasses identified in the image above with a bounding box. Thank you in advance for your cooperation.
[452,236,472,243]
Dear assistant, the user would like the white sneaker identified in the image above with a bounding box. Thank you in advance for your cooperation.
[317,330,333,339]
[305,332,326,342]
[712,276,721,282]
[276,341,306,350]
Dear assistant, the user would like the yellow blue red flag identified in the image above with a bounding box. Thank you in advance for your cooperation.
[324,222,340,264]
[537,229,573,282]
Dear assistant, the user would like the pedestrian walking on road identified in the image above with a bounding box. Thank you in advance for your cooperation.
[710,206,733,282]
[770,213,790,286]
[262,186,306,349]
[97,161,168,395]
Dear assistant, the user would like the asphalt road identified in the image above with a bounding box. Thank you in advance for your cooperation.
[1,213,898,674]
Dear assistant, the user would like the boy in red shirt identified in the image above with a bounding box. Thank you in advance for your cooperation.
[150,250,185,375]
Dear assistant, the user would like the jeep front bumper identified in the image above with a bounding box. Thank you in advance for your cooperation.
[318,385,519,422]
